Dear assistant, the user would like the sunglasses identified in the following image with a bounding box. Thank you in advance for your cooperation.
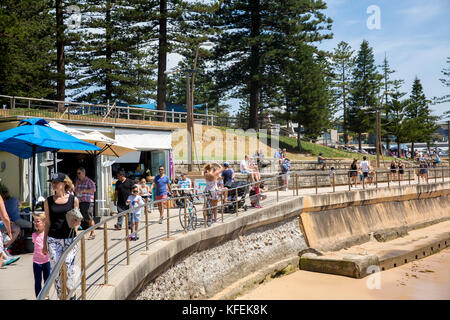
[132,190,138,193]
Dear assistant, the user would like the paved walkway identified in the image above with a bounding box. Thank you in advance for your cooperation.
[0,177,448,300]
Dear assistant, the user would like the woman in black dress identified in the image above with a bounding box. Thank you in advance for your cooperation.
[390,160,397,182]
[398,160,405,181]
[349,159,358,187]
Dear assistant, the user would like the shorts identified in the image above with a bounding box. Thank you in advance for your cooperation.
[156,194,168,207]
[130,211,141,223]
[363,172,368,178]
[156,194,167,200]
[79,202,94,221]
[282,174,290,182]
[241,170,250,175]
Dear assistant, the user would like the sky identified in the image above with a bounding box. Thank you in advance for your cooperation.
[179,0,449,117]
[318,0,450,118]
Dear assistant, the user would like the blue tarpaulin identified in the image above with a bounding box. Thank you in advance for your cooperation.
[129,101,203,113]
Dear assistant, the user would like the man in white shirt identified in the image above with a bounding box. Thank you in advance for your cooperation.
[360,156,370,183]
[178,173,192,190]
[240,155,259,182]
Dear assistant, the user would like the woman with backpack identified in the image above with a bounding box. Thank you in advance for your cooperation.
[281,158,291,191]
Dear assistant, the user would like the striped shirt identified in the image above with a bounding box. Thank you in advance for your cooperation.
[75,177,96,203]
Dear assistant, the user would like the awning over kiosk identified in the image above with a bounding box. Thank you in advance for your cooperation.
[114,128,172,151]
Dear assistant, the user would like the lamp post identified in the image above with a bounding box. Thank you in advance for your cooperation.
[376,92,391,168]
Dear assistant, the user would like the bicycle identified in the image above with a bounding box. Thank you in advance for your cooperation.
[178,192,198,231]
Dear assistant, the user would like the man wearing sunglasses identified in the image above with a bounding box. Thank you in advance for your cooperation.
[150,166,172,224]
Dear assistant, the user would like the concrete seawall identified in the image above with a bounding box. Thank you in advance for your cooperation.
[299,187,450,252]
[117,182,450,300]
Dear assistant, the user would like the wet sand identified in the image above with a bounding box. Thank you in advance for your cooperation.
[238,248,450,300]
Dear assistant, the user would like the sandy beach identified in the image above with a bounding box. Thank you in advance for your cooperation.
[238,248,450,300]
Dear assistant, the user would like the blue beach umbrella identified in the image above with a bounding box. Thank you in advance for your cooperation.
[0,118,101,209]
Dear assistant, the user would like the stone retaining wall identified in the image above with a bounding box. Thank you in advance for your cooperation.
[133,218,306,300]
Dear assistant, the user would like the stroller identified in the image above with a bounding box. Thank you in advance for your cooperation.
[223,181,248,213]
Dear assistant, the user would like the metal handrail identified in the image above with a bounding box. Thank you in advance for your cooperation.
[0,94,219,123]
[36,166,450,300]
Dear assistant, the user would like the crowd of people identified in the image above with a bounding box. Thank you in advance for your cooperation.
[345,153,443,187]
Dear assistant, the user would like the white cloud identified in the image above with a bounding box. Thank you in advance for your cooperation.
[398,4,441,22]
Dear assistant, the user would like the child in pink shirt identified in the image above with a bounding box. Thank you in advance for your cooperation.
[32,212,51,298]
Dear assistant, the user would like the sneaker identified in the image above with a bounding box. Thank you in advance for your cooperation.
[1,255,20,267]
[114,224,121,230]
[158,217,164,224]
[207,219,212,227]
[128,234,135,241]
[134,233,140,240]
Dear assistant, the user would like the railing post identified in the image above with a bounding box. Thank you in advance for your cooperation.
[204,195,208,226]
[408,170,411,185]
[67,106,71,120]
[442,168,445,183]
[293,175,295,196]
[418,168,420,185]
[172,109,175,123]
[235,187,239,216]
[103,223,108,285]
[145,205,149,250]
[315,173,318,194]
[276,177,279,201]
[184,196,187,232]
[398,170,401,187]
[166,200,170,237]
[434,168,437,183]
[387,171,390,188]
[28,99,31,109]
[296,173,299,196]
[348,173,351,191]
[125,213,130,265]
[375,171,378,188]
[211,115,214,126]
[221,192,224,223]
[61,262,67,300]
[81,235,86,300]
